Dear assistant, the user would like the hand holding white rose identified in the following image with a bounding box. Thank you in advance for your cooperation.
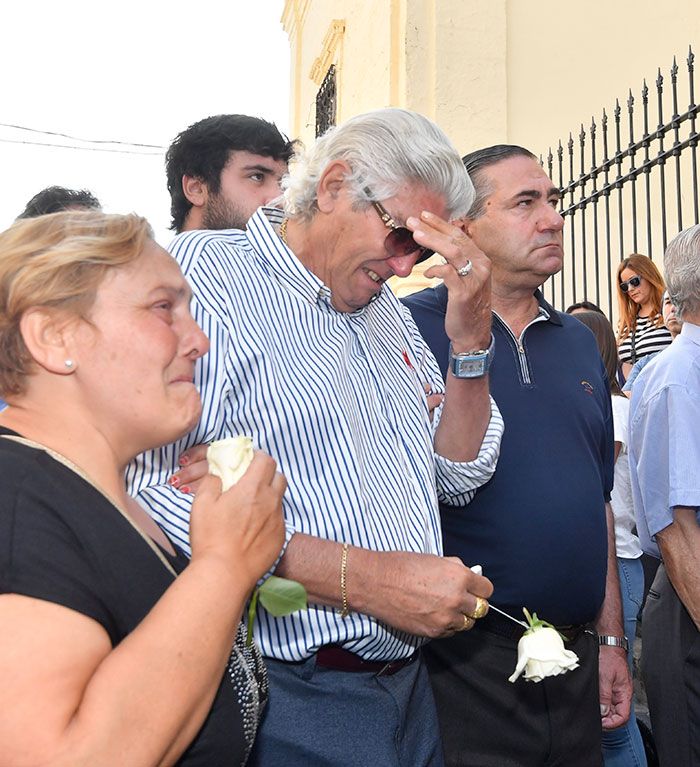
[206,438,307,645]
[206,437,254,491]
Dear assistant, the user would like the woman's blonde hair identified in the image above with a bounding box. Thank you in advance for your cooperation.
[0,211,152,396]
[615,253,666,342]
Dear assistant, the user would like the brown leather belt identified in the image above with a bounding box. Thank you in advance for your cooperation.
[315,644,418,676]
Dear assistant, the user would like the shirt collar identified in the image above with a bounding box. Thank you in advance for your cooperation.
[245,206,330,307]
[428,284,558,323]
[680,320,700,346]
[245,206,378,314]
[533,289,561,324]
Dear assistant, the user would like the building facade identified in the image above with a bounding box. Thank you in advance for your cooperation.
[282,0,700,308]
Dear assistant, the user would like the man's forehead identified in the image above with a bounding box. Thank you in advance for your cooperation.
[382,184,449,222]
[225,149,288,173]
[485,156,556,194]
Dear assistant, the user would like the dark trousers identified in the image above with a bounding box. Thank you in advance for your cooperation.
[642,564,700,767]
[425,624,602,767]
[249,652,444,767]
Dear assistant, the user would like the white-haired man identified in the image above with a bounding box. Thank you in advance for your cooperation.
[630,224,700,767]
[128,109,503,766]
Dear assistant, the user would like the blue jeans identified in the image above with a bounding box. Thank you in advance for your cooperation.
[250,653,444,766]
[602,557,647,767]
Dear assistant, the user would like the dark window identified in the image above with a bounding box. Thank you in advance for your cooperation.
[315,65,337,137]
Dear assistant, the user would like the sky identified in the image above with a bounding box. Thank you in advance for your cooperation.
[0,0,290,244]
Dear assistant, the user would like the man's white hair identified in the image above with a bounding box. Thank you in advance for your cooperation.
[664,224,700,319]
[283,108,473,221]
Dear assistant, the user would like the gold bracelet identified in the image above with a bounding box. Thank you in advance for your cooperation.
[340,542,350,618]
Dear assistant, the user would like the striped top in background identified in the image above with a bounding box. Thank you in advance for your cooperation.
[618,314,673,364]
[126,207,503,662]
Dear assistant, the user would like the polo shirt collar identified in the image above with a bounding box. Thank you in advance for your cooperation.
[533,289,562,325]
[430,284,559,324]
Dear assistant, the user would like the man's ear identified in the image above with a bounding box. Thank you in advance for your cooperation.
[182,175,208,208]
[316,160,352,213]
[459,217,475,237]
[19,309,81,376]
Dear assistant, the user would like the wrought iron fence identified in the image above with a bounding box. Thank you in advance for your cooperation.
[542,48,700,318]
[315,65,337,138]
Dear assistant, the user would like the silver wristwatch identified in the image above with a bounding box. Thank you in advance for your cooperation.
[598,634,629,652]
[449,334,495,379]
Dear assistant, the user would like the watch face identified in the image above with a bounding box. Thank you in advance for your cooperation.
[456,358,486,377]
[452,354,488,378]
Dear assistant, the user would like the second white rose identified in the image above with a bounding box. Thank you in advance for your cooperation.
[207,437,254,491]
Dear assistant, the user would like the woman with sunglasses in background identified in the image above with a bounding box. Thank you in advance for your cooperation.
[616,254,672,379]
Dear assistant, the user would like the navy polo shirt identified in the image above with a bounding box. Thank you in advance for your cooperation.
[403,285,614,625]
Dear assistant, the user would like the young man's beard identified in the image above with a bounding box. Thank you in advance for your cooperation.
[201,193,250,231]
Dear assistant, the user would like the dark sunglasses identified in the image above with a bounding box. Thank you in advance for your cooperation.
[619,275,642,293]
[364,188,434,264]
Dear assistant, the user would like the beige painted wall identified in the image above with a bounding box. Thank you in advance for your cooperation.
[284,0,699,156]
[504,0,700,159]
[282,0,508,153]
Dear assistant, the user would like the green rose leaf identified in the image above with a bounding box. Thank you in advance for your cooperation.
[258,575,308,617]
[245,576,308,646]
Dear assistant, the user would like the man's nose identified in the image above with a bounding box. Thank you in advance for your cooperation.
[386,253,420,278]
[540,204,564,232]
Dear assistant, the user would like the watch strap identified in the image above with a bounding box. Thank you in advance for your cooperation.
[597,634,629,652]
[448,333,495,379]
[449,333,496,359]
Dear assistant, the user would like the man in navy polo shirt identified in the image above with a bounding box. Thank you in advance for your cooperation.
[404,145,631,767]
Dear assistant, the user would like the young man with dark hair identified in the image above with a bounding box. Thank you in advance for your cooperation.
[166,114,296,232]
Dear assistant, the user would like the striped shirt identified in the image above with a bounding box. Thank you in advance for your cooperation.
[618,314,673,364]
[126,207,503,662]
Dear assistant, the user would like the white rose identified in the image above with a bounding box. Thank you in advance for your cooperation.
[508,625,580,683]
[207,437,254,491]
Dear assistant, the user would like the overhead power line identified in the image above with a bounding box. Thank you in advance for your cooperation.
[0,121,166,152]
[0,137,164,156]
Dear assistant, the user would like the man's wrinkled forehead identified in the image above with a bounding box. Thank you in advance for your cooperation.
[485,157,561,202]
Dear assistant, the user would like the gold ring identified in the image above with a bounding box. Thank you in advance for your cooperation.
[461,614,475,631]
[468,596,489,620]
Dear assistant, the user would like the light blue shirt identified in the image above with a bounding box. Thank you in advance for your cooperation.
[622,352,655,392]
[629,321,700,558]
[126,207,503,661]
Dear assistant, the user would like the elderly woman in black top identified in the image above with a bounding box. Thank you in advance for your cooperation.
[0,211,285,765]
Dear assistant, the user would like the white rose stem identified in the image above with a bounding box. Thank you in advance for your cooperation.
[487,604,529,629]
[469,564,529,629]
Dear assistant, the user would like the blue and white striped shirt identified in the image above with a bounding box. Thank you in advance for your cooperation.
[127,207,503,661]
